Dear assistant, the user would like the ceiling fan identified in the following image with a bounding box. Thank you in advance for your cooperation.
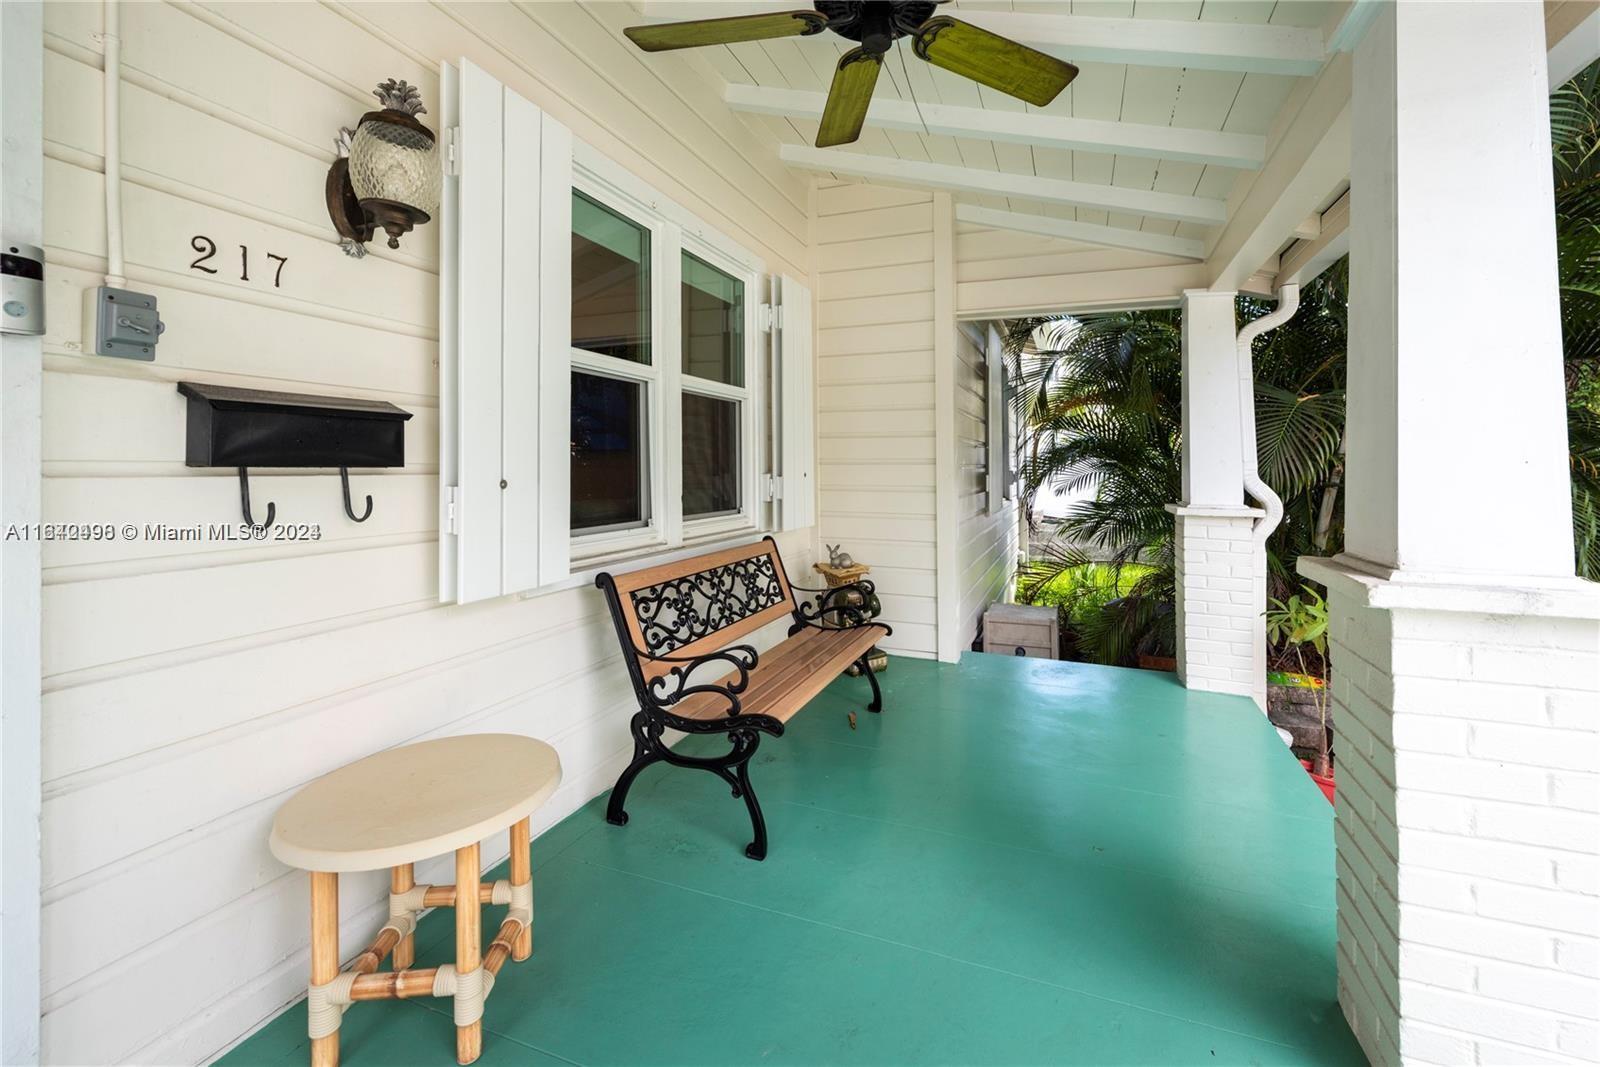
[624,1,1079,148]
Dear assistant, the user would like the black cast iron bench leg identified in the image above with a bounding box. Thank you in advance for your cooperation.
[858,653,883,713]
[606,713,771,862]
[606,710,658,827]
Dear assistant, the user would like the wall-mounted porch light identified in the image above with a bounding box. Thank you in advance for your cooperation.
[326,79,441,258]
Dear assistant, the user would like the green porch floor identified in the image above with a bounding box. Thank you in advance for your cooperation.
[221,653,1363,1067]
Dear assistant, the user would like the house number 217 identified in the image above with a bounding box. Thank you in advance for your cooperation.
[189,235,287,288]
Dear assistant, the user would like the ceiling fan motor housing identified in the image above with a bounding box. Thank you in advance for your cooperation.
[814,0,942,54]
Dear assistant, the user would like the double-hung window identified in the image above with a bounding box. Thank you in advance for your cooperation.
[568,156,760,562]
[438,57,812,606]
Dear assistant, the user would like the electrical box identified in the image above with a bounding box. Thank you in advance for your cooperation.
[89,285,163,360]
[1,242,45,336]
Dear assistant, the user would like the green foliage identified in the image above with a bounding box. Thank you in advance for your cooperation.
[1554,58,1600,577]
[1264,585,1329,660]
[1006,267,1347,666]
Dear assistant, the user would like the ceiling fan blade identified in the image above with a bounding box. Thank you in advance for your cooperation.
[624,10,828,52]
[913,16,1078,107]
[816,48,882,148]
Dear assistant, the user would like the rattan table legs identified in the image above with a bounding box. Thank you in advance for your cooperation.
[304,817,534,1067]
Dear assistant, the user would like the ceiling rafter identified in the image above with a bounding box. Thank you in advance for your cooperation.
[778,145,1228,225]
[634,2,1328,75]
[955,204,1205,261]
[725,84,1266,170]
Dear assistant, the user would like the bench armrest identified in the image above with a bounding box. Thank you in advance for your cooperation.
[790,582,887,633]
[638,645,775,726]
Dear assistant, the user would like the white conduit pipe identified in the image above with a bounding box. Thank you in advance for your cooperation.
[1236,283,1300,546]
[102,0,126,288]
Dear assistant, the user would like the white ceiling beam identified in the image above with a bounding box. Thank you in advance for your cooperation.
[725,84,1265,170]
[1326,0,1384,54]
[779,145,1227,226]
[955,204,1204,261]
[1548,5,1600,88]
[1277,190,1350,287]
[636,2,1328,75]
[1205,53,1352,291]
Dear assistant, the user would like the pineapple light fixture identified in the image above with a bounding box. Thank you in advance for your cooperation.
[326,79,442,258]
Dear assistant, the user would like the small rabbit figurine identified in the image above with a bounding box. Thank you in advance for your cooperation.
[827,543,855,568]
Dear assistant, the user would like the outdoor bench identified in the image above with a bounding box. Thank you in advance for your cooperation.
[595,536,890,860]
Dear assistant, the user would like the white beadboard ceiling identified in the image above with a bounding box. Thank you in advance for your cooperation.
[611,0,1340,259]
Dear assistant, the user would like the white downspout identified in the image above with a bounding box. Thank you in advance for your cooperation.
[102,0,125,288]
[1236,283,1300,544]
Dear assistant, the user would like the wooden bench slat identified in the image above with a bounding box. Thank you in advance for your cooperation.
[672,626,879,723]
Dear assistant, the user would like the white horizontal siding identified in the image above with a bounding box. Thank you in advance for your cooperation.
[815,182,938,658]
[37,2,811,1063]
[954,323,1018,652]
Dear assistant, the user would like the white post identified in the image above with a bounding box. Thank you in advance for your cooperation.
[1301,4,1600,1063]
[1169,289,1266,705]
[0,2,43,1063]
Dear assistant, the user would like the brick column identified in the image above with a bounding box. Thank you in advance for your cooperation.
[1169,505,1266,707]
[1301,563,1600,1065]
[1301,4,1600,1062]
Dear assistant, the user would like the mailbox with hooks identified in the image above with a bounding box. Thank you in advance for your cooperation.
[178,382,412,529]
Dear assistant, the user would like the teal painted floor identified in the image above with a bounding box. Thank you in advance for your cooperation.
[221,653,1363,1067]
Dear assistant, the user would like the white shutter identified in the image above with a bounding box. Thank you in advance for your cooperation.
[536,118,572,584]
[440,58,571,604]
[775,274,815,531]
[441,59,505,605]
[986,323,1005,514]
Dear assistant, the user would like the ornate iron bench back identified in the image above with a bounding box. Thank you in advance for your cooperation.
[596,539,798,683]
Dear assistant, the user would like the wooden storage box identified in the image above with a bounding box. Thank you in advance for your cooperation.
[981,603,1059,660]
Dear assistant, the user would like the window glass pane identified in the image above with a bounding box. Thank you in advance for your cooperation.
[681,252,744,386]
[571,372,648,531]
[682,393,740,518]
[573,191,650,364]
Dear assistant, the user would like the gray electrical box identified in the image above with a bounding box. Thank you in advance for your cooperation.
[90,285,163,360]
[1,242,45,336]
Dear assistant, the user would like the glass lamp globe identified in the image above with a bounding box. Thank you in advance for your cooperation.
[343,80,441,250]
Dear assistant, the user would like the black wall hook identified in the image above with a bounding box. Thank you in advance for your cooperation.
[238,467,277,528]
[340,467,373,522]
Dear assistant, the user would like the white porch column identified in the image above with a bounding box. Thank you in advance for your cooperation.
[1170,289,1267,707]
[1301,4,1600,1064]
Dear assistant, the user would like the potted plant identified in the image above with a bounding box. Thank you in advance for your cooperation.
[1265,585,1334,803]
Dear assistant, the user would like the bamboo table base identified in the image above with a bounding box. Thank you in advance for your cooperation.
[268,734,563,1067]
[305,819,534,1067]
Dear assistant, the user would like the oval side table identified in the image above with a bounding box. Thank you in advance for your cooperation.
[269,734,562,1067]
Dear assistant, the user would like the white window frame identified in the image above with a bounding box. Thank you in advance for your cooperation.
[569,145,764,566]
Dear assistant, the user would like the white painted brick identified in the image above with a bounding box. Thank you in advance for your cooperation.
[1398,942,1477,990]
[1392,675,1552,724]
[1394,752,1551,805]
[1471,645,1600,689]
[1475,957,1600,1018]
[1401,985,1565,1051]
[1474,802,1599,852]
[1398,1020,1475,1064]
[1555,937,1600,979]
[1555,855,1600,895]
[1549,690,1600,729]
[1475,880,1600,938]
[1549,772,1600,813]
[1388,639,1474,680]
[1401,829,1560,887]
[1391,714,1471,755]
[1470,723,1600,772]
[1558,1017,1600,1059]
[1474,1036,1575,1066]
[1395,866,1475,913]
[1395,792,1475,835]
[1402,908,1558,968]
